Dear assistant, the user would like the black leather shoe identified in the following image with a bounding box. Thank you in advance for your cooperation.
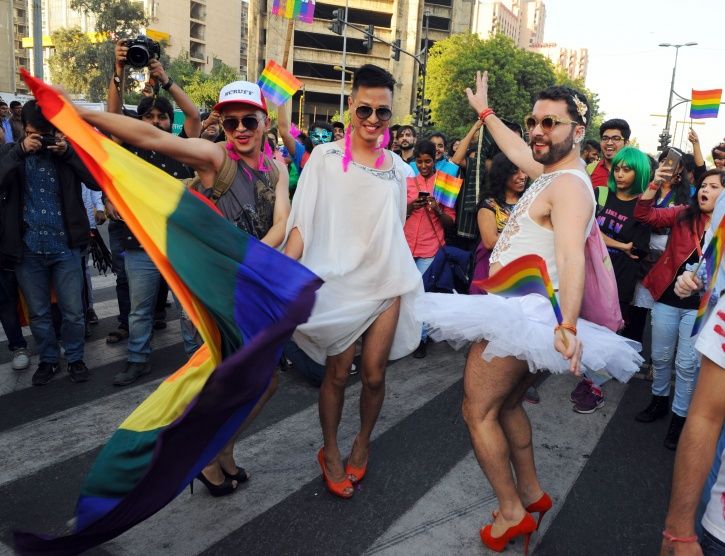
[113,361,151,386]
[634,395,669,423]
[68,360,90,383]
[412,340,427,359]
[664,414,686,451]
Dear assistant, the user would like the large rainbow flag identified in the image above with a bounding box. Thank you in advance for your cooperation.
[690,89,722,119]
[14,71,322,554]
[258,60,303,106]
[472,254,563,324]
[692,215,725,336]
[271,0,315,23]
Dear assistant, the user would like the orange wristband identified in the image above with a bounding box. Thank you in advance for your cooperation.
[662,531,698,543]
[555,322,577,335]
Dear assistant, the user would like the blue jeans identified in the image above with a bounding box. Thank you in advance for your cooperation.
[415,256,435,341]
[125,249,160,363]
[651,302,700,417]
[702,529,725,556]
[16,249,85,363]
[109,221,130,328]
[0,269,26,351]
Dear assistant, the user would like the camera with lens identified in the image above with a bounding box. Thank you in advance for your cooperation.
[39,134,58,150]
[124,35,161,68]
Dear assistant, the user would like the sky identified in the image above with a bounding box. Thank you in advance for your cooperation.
[544,0,724,156]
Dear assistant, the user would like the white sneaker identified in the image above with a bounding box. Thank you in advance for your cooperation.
[12,348,30,370]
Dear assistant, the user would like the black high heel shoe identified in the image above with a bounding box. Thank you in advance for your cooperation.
[190,471,238,497]
[222,465,250,484]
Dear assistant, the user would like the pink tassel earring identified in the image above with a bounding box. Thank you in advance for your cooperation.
[374,128,390,169]
[225,141,240,161]
[342,125,353,172]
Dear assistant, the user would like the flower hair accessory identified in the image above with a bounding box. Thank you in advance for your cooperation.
[572,95,587,124]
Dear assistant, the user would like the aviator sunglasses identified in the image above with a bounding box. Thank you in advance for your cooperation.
[524,114,578,132]
[355,105,393,122]
[222,115,262,132]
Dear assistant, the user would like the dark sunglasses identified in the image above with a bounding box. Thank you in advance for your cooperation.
[524,114,578,132]
[355,105,393,122]
[222,115,262,132]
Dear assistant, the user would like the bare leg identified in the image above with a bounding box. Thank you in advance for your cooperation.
[202,373,279,485]
[319,343,357,496]
[349,298,401,470]
[462,341,531,536]
[499,372,545,506]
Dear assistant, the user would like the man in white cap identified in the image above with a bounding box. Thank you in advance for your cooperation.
[77,80,289,496]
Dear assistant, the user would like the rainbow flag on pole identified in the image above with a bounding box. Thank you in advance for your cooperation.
[691,216,725,336]
[690,89,722,119]
[472,254,563,324]
[257,60,303,106]
[271,0,316,23]
[13,70,322,555]
[432,171,463,209]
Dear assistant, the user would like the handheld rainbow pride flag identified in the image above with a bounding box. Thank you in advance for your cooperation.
[257,59,303,106]
[691,215,725,336]
[271,0,316,23]
[472,254,563,324]
[690,89,722,119]
[14,70,322,555]
[433,171,463,209]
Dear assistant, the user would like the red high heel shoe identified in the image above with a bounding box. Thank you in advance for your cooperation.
[317,448,353,499]
[492,491,553,530]
[526,492,552,530]
[480,512,537,555]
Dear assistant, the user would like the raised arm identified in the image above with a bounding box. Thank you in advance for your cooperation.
[107,40,128,115]
[276,100,300,158]
[635,164,682,227]
[147,60,201,138]
[450,120,483,167]
[465,71,543,180]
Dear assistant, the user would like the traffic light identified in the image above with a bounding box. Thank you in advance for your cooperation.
[421,105,432,128]
[363,24,374,52]
[658,130,671,151]
[391,39,401,61]
[328,9,344,35]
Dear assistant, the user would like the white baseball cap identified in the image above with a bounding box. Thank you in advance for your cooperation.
[213,81,268,114]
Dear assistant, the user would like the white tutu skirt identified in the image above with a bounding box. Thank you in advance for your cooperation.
[417,293,643,382]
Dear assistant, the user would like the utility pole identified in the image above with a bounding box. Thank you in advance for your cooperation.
[419,9,430,131]
[339,0,349,117]
[32,0,43,79]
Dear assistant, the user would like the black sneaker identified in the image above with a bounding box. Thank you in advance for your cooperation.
[664,414,686,451]
[412,340,427,359]
[68,360,90,383]
[113,361,151,386]
[32,362,59,386]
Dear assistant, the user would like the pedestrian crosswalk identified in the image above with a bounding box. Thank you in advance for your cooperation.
[0,272,638,555]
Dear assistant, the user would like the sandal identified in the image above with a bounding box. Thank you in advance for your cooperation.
[222,465,250,484]
[106,328,129,344]
[317,448,353,499]
[191,471,238,497]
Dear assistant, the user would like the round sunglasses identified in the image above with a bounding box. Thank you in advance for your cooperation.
[524,114,578,133]
[222,115,262,132]
[355,105,393,122]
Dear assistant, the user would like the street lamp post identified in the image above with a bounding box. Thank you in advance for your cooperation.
[659,41,697,149]
[338,0,350,117]
[418,9,430,130]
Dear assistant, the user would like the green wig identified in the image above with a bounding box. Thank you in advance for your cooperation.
[607,146,651,195]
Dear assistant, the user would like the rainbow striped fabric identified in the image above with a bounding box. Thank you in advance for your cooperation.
[432,171,462,209]
[271,0,316,23]
[691,216,725,336]
[14,71,322,555]
[690,89,722,119]
[472,254,563,324]
[257,60,303,106]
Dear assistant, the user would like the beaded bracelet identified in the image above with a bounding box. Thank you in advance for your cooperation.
[662,531,698,543]
[479,108,495,122]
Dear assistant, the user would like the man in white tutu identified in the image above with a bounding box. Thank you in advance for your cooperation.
[418,71,642,551]
[284,65,422,499]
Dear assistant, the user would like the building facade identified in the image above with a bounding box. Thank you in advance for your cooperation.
[0,0,31,94]
[529,42,588,81]
[247,0,475,127]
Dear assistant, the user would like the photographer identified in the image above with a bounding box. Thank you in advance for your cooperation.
[104,38,201,387]
[0,100,99,385]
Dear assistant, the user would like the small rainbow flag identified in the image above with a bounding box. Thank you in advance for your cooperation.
[271,0,316,23]
[433,171,463,209]
[472,254,563,324]
[257,60,303,106]
[690,89,722,119]
[691,216,725,336]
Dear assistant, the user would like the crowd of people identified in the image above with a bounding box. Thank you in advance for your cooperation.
[3,44,725,553]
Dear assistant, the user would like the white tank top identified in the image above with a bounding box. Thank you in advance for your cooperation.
[490,168,596,288]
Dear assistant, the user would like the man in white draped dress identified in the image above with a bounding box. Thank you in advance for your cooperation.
[284,65,422,499]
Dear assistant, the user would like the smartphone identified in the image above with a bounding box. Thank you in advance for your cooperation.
[417,191,430,198]
[661,148,682,174]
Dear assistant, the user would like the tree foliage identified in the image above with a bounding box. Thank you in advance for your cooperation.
[425,34,600,141]
[47,0,147,101]
[167,53,240,109]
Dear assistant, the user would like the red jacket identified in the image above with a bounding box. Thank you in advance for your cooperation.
[634,197,707,301]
